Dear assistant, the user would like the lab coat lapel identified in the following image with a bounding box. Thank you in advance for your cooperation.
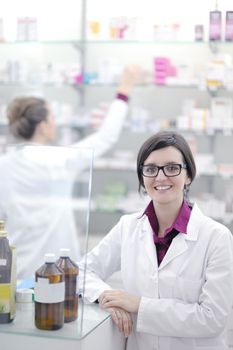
[158,233,188,270]
[158,203,203,270]
[139,217,158,270]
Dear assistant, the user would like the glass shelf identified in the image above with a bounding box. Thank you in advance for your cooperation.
[0,82,81,88]
[0,39,233,46]
[83,83,233,93]
[84,39,233,45]
[84,82,201,89]
[0,81,197,89]
[0,40,81,45]
[93,163,233,178]
[1,82,233,92]
[90,207,233,223]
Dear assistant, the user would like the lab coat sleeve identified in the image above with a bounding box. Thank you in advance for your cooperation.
[79,217,123,303]
[137,229,233,338]
[73,99,128,159]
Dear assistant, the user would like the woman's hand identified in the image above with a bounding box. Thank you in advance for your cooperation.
[117,64,142,95]
[107,306,133,338]
[99,290,141,313]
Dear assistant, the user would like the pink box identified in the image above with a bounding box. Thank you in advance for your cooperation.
[154,76,166,85]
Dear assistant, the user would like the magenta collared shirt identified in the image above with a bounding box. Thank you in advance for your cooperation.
[144,200,192,266]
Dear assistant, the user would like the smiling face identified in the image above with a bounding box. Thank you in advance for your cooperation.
[143,146,190,209]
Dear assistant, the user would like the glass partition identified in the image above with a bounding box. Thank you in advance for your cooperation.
[0,144,110,341]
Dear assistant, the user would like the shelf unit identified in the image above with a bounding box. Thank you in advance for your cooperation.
[1,1,233,233]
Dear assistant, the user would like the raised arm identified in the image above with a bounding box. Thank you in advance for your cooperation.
[75,65,141,158]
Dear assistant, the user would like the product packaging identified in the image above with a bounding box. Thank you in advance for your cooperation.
[209,11,222,41]
[225,11,233,41]
[0,18,4,42]
[0,220,16,324]
[195,25,204,41]
[16,288,34,311]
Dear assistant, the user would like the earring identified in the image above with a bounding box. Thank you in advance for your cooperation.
[184,183,190,199]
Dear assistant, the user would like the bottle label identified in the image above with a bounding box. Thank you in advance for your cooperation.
[10,246,16,319]
[0,259,7,266]
[0,284,11,313]
[34,278,65,303]
[0,246,16,320]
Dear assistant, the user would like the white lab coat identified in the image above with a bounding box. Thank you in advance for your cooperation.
[0,99,128,279]
[80,203,233,350]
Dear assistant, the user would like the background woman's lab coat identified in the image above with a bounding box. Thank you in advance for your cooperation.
[0,99,128,279]
[80,203,233,350]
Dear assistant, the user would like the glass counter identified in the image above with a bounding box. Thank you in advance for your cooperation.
[0,301,110,341]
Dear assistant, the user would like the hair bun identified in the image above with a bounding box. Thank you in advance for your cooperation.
[7,96,47,140]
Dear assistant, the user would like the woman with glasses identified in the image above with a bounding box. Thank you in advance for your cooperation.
[80,130,233,350]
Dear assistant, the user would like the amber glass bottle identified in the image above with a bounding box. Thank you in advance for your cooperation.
[34,253,65,330]
[0,220,16,324]
[56,248,79,322]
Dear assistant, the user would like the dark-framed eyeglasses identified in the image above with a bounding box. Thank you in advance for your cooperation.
[141,163,187,178]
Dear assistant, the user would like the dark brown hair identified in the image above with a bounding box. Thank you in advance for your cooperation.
[137,130,196,193]
[7,96,48,140]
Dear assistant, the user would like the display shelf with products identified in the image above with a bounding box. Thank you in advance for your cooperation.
[0,0,233,232]
[0,48,83,86]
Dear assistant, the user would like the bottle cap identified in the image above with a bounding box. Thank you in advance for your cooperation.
[59,248,70,257]
[16,289,34,303]
[44,253,56,263]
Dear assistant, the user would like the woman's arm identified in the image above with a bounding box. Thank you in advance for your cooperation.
[73,65,141,158]
[79,216,125,303]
